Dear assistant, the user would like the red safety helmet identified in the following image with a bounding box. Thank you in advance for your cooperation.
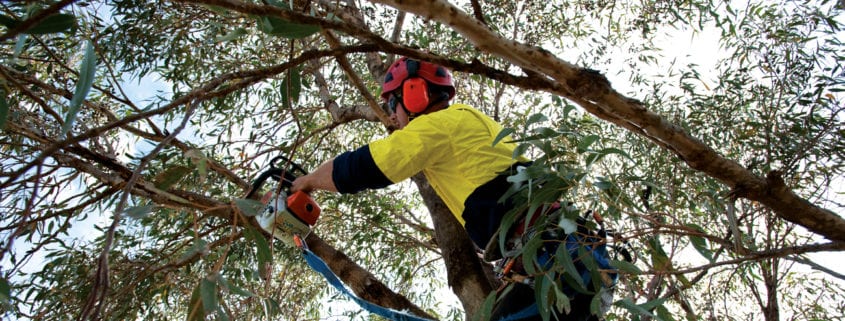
[381,57,455,113]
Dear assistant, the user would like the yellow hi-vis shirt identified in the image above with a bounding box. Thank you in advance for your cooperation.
[369,104,528,225]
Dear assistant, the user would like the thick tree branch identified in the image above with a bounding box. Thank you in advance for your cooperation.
[304,233,435,319]
[49,139,432,319]
[371,0,845,243]
[0,44,380,190]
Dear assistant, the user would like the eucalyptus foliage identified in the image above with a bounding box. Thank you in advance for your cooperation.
[0,0,843,321]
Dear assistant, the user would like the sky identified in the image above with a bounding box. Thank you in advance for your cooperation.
[2,1,844,320]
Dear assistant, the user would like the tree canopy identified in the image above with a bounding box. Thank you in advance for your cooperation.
[1,0,843,320]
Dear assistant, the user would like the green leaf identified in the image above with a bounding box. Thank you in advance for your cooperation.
[586,147,632,166]
[214,27,247,42]
[0,277,11,308]
[245,227,272,271]
[610,259,642,274]
[555,241,587,291]
[639,297,668,311]
[520,235,543,276]
[0,92,8,130]
[526,113,548,125]
[281,67,302,109]
[186,282,205,321]
[256,16,319,39]
[26,13,76,34]
[153,165,192,190]
[200,277,218,313]
[534,274,552,321]
[615,298,656,318]
[186,149,207,184]
[180,238,209,261]
[532,127,560,139]
[266,0,292,9]
[62,41,96,136]
[124,204,155,220]
[554,282,571,315]
[649,237,672,271]
[686,224,714,262]
[513,143,530,159]
[492,127,515,146]
[0,13,76,34]
[234,198,265,217]
[261,297,282,318]
[656,304,677,321]
[472,290,498,321]
[13,34,27,60]
[584,151,600,167]
[216,307,231,321]
[217,275,255,298]
[594,178,613,190]
[589,292,601,316]
[577,135,600,153]
[562,103,576,119]
[578,246,603,291]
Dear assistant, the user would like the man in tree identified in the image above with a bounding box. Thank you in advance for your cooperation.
[291,57,603,321]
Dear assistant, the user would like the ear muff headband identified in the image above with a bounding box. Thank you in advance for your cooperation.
[402,78,430,113]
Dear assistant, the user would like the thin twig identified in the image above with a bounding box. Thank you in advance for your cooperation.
[78,100,200,320]
[644,241,845,276]
[0,0,77,42]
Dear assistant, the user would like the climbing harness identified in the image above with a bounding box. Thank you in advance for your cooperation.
[247,155,433,321]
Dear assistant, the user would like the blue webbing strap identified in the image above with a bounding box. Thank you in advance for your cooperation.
[301,248,435,321]
[496,303,538,321]
[300,241,540,321]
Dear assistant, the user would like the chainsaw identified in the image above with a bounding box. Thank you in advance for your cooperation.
[246,160,434,321]
[245,155,320,243]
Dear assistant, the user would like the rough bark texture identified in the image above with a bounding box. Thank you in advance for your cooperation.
[375,0,845,243]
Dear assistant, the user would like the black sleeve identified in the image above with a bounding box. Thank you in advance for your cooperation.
[332,145,393,194]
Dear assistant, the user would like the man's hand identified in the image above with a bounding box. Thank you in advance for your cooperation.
[291,159,338,193]
[291,174,315,193]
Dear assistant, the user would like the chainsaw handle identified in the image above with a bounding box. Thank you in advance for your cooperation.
[269,155,308,178]
[245,168,277,199]
[245,155,308,199]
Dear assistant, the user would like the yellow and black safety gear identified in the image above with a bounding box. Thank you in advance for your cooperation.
[332,103,529,246]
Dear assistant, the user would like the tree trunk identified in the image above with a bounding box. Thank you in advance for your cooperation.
[412,173,498,319]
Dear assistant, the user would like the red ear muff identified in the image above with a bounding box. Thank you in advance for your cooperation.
[402,78,430,113]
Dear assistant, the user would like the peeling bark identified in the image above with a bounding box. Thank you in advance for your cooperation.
[373,0,845,243]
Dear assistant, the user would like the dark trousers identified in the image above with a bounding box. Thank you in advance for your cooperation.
[490,283,599,321]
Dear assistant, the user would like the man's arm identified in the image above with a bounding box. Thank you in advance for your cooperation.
[291,158,338,193]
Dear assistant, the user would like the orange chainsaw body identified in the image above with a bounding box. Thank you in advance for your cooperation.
[287,191,320,226]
